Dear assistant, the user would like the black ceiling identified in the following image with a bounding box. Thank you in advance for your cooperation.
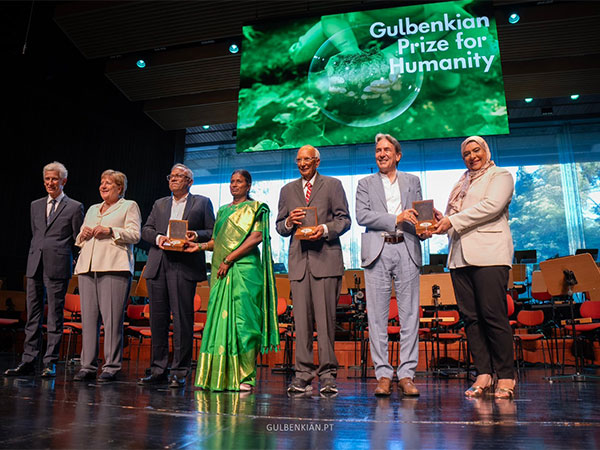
[47,0,600,131]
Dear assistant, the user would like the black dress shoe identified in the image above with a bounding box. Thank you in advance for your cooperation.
[138,373,168,386]
[41,364,56,378]
[169,375,186,389]
[73,370,97,382]
[4,361,35,377]
[97,372,117,383]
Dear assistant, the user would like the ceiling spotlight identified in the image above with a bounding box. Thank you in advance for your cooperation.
[136,59,146,69]
[524,97,533,103]
[202,125,210,130]
[508,13,520,24]
[229,44,239,54]
[570,94,580,100]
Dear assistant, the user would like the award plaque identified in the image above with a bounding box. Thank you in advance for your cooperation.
[294,207,318,240]
[163,219,188,251]
[412,200,437,234]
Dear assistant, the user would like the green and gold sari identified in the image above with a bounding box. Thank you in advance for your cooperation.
[195,201,279,391]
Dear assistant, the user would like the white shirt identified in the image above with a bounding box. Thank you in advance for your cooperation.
[379,171,402,215]
[285,174,328,237]
[156,193,189,245]
[47,192,65,218]
[170,193,189,220]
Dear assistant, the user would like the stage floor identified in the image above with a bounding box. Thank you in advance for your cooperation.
[0,357,599,449]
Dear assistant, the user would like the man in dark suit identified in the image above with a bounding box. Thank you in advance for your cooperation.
[138,163,214,389]
[276,145,351,394]
[5,161,84,378]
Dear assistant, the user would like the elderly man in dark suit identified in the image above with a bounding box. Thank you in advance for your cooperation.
[138,163,214,389]
[276,145,351,394]
[5,161,83,378]
[356,133,431,397]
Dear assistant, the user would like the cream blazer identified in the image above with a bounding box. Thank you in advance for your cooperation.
[447,166,514,267]
[75,198,141,275]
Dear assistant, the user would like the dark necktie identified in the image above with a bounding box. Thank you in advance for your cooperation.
[47,199,57,224]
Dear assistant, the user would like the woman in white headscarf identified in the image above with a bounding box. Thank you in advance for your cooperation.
[434,136,516,399]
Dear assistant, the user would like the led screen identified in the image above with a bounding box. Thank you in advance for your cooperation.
[236,0,508,153]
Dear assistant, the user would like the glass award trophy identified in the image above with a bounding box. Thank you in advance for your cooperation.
[294,207,318,240]
[412,200,437,234]
[163,219,188,251]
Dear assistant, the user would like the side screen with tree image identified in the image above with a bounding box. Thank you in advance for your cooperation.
[237,0,508,153]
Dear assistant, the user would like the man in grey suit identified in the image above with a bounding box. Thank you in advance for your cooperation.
[5,161,84,378]
[138,163,214,389]
[356,133,429,397]
[276,145,351,394]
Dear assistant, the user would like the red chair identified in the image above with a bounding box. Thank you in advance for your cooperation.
[430,309,466,371]
[514,309,549,371]
[271,297,294,374]
[387,297,401,367]
[573,301,600,366]
[506,293,517,328]
[61,293,83,363]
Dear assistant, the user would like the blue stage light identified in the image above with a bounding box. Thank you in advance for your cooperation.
[524,98,533,103]
[229,44,239,54]
[508,13,520,24]
[136,59,146,69]
[570,94,580,100]
[202,125,210,130]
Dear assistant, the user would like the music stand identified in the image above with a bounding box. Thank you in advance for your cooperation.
[540,253,600,383]
[419,274,463,377]
[344,270,372,379]
[515,249,537,264]
[575,248,598,261]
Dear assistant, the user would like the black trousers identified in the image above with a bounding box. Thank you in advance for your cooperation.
[450,266,514,379]
[147,258,196,378]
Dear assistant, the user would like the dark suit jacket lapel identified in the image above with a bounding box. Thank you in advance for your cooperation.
[306,173,323,206]
[46,196,68,229]
[182,194,195,220]
[373,174,388,212]
[294,179,305,205]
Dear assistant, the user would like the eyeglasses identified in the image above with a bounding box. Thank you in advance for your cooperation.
[295,157,317,164]
[166,174,190,181]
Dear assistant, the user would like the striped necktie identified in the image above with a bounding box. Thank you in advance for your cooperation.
[305,182,312,204]
[47,199,57,224]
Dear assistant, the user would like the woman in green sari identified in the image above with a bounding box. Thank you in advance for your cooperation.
[185,170,279,391]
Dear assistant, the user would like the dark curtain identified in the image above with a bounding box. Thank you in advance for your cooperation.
[1,2,183,289]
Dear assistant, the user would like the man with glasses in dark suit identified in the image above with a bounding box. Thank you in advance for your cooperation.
[138,163,214,389]
[276,145,351,395]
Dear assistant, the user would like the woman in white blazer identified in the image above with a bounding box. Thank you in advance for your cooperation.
[434,136,516,399]
[73,170,141,382]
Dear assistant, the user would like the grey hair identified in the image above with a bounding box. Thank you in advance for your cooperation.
[43,161,68,179]
[171,163,194,182]
[101,169,128,197]
[375,133,402,155]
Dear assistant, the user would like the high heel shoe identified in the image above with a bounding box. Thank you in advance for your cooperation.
[465,383,493,398]
[494,379,516,399]
[465,375,494,398]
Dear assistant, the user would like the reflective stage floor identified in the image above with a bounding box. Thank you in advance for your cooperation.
[0,357,599,449]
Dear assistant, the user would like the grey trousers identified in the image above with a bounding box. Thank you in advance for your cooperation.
[291,271,341,382]
[78,272,131,375]
[365,242,420,380]
[22,265,69,365]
